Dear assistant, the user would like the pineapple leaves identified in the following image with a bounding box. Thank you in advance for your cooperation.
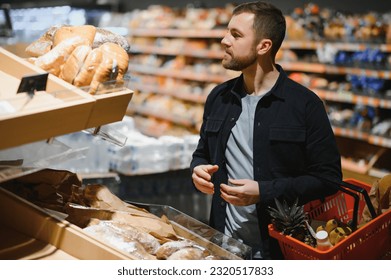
[267,197,316,247]
[267,197,306,235]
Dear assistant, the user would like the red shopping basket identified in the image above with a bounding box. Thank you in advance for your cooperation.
[268,178,391,260]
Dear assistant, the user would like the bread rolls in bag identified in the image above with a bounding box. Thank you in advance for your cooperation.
[25,25,58,57]
[73,47,103,87]
[34,36,90,76]
[60,44,92,84]
[53,25,96,47]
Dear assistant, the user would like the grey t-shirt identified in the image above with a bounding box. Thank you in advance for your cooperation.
[224,94,263,258]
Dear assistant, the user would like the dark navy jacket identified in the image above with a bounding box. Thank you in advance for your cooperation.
[190,65,342,259]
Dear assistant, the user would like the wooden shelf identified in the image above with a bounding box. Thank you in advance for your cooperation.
[129,28,226,38]
[131,44,223,59]
[313,89,391,109]
[129,63,227,83]
[333,126,391,149]
[131,82,207,104]
[127,105,197,128]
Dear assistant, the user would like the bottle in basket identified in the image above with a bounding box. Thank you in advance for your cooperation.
[315,230,332,251]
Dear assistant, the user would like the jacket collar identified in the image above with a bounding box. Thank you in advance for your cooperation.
[230,64,286,100]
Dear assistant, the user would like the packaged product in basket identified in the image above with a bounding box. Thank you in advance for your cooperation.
[359,174,391,228]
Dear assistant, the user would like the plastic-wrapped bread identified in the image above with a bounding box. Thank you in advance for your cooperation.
[34,36,90,76]
[94,28,131,53]
[167,247,208,260]
[53,25,96,47]
[83,220,157,260]
[156,239,212,260]
[25,25,58,57]
[88,42,129,94]
[87,219,161,255]
[73,47,103,87]
[60,44,92,84]
[155,240,195,259]
[25,24,131,57]
[99,42,129,81]
[88,56,118,94]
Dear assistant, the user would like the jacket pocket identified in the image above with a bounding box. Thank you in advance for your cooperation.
[205,118,223,133]
[269,126,306,172]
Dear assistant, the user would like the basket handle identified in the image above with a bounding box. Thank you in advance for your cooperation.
[310,174,377,229]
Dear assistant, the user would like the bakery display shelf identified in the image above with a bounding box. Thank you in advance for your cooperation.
[131,44,223,59]
[129,63,227,84]
[314,88,391,109]
[131,82,207,104]
[81,75,134,128]
[0,168,251,260]
[0,47,96,151]
[127,105,196,128]
[0,138,88,184]
[0,47,134,150]
[130,201,252,260]
[0,187,133,260]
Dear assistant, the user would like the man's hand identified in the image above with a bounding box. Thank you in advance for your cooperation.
[220,178,260,206]
[192,164,219,194]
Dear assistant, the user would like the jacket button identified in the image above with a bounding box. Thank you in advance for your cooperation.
[221,201,226,207]
[257,122,261,126]
[231,118,235,121]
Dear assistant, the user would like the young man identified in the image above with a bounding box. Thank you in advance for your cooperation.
[190,1,342,259]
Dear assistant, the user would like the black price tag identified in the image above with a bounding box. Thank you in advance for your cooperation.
[17,73,49,96]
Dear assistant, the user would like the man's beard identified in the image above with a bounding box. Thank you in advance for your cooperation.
[222,49,257,71]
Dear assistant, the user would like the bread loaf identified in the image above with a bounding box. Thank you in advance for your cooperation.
[26,24,130,92]
[34,36,90,76]
[73,47,103,87]
[25,25,58,56]
[99,42,129,80]
[156,239,212,260]
[53,25,96,47]
[88,56,118,94]
[60,44,91,84]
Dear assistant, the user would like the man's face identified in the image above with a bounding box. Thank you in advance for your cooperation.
[221,12,258,71]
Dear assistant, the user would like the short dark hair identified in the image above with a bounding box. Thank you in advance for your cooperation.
[233,1,286,57]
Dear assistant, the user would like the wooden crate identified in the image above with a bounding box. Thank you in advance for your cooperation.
[0,47,95,150]
[0,47,133,150]
[0,187,134,260]
[86,88,133,128]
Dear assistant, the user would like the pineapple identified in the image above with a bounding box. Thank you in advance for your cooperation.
[267,197,316,247]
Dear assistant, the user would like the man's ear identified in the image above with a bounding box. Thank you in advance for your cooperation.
[257,39,272,55]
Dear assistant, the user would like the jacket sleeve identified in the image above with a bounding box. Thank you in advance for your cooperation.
[259,99,342,206]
